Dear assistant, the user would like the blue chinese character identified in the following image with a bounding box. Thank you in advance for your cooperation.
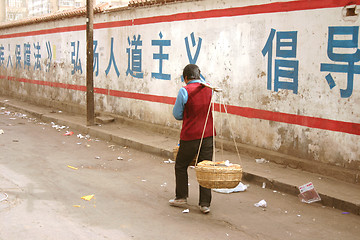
[71,41,82,75]
[45,41,52,72]
[0,44,4,68]
[262,29,299,94]
[152,32,171,80]
[24,43,31,70]
[15,45,21,69]
[7,44,12,68]
[93,40,99,77]
[320,26,360,98]
[184,32,205,81]
[126,35,143,79]
[105,37,120,77]
[33,42,41,70]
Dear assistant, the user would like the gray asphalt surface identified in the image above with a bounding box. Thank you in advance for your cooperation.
[1,106,359,240]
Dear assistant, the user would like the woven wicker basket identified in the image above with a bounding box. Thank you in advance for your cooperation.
[195,162,243,189]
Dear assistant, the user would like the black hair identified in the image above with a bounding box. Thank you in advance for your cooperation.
[183,64,201,80]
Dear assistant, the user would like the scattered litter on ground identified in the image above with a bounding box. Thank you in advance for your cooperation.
[342,212,350,214]
[255,158,268,164]
[0,129,4,134]
[254,199,267,208]
[161,182,167,187]
[72,205,82,208]
[12,139,19,142]
[164,159,175,164]
[141,179,147,182]
[51,122,67,130]
[95,156,100,159]
[297,214,301,217]
[16,113,27,118]
[0,192,9,202]
[77,142,82,145]
[81,194,94,201]
[117,156,124,160]
[77,134,85,139]
[213,182,248,194]
[262,182,266,189]
[64,131,74,136]
[67,165,78,170]
[182,209,189,213]
[298,182,321,204]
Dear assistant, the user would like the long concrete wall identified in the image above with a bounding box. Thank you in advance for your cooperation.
[0,0,359,173]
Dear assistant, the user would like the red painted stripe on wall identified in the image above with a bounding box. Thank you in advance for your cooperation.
[109,89,176,105]
[130,0,357,26]
[214,104,360,136]
[2,76,359,136]
[1,0,357,39]
[0,25,86,39]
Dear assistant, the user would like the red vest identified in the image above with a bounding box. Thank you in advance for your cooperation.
[180,82,214,141]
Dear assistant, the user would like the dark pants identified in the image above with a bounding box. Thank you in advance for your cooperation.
[175,137,213,207]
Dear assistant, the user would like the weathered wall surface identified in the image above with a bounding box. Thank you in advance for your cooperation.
[0,0,359,172]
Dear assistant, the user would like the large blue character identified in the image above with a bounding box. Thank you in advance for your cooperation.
[0,44,4,68]
[184,32,205,81]
[262,29,299,94]
[126,35,143,79]
[24,42,31,70]
[93,40,99,77]
[7,44,12,68]
[15,45,21,69]
[152,32,171,80]
[71,41,82,75]
[45,41,52,72]
[33,42,41,70]
[105,37,120,77]
[320,26,360,98]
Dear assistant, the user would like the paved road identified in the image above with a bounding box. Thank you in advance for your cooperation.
[0,106,359,240]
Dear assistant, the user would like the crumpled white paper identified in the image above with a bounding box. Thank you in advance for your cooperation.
[254,199,267,208]
[164,159,175,164]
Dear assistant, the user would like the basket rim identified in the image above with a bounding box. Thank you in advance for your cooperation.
[195,165,242,173]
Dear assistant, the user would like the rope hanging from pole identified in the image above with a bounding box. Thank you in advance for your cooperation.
[195,82,242,166]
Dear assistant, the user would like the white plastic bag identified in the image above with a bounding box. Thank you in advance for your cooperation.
[213,182,248,194]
